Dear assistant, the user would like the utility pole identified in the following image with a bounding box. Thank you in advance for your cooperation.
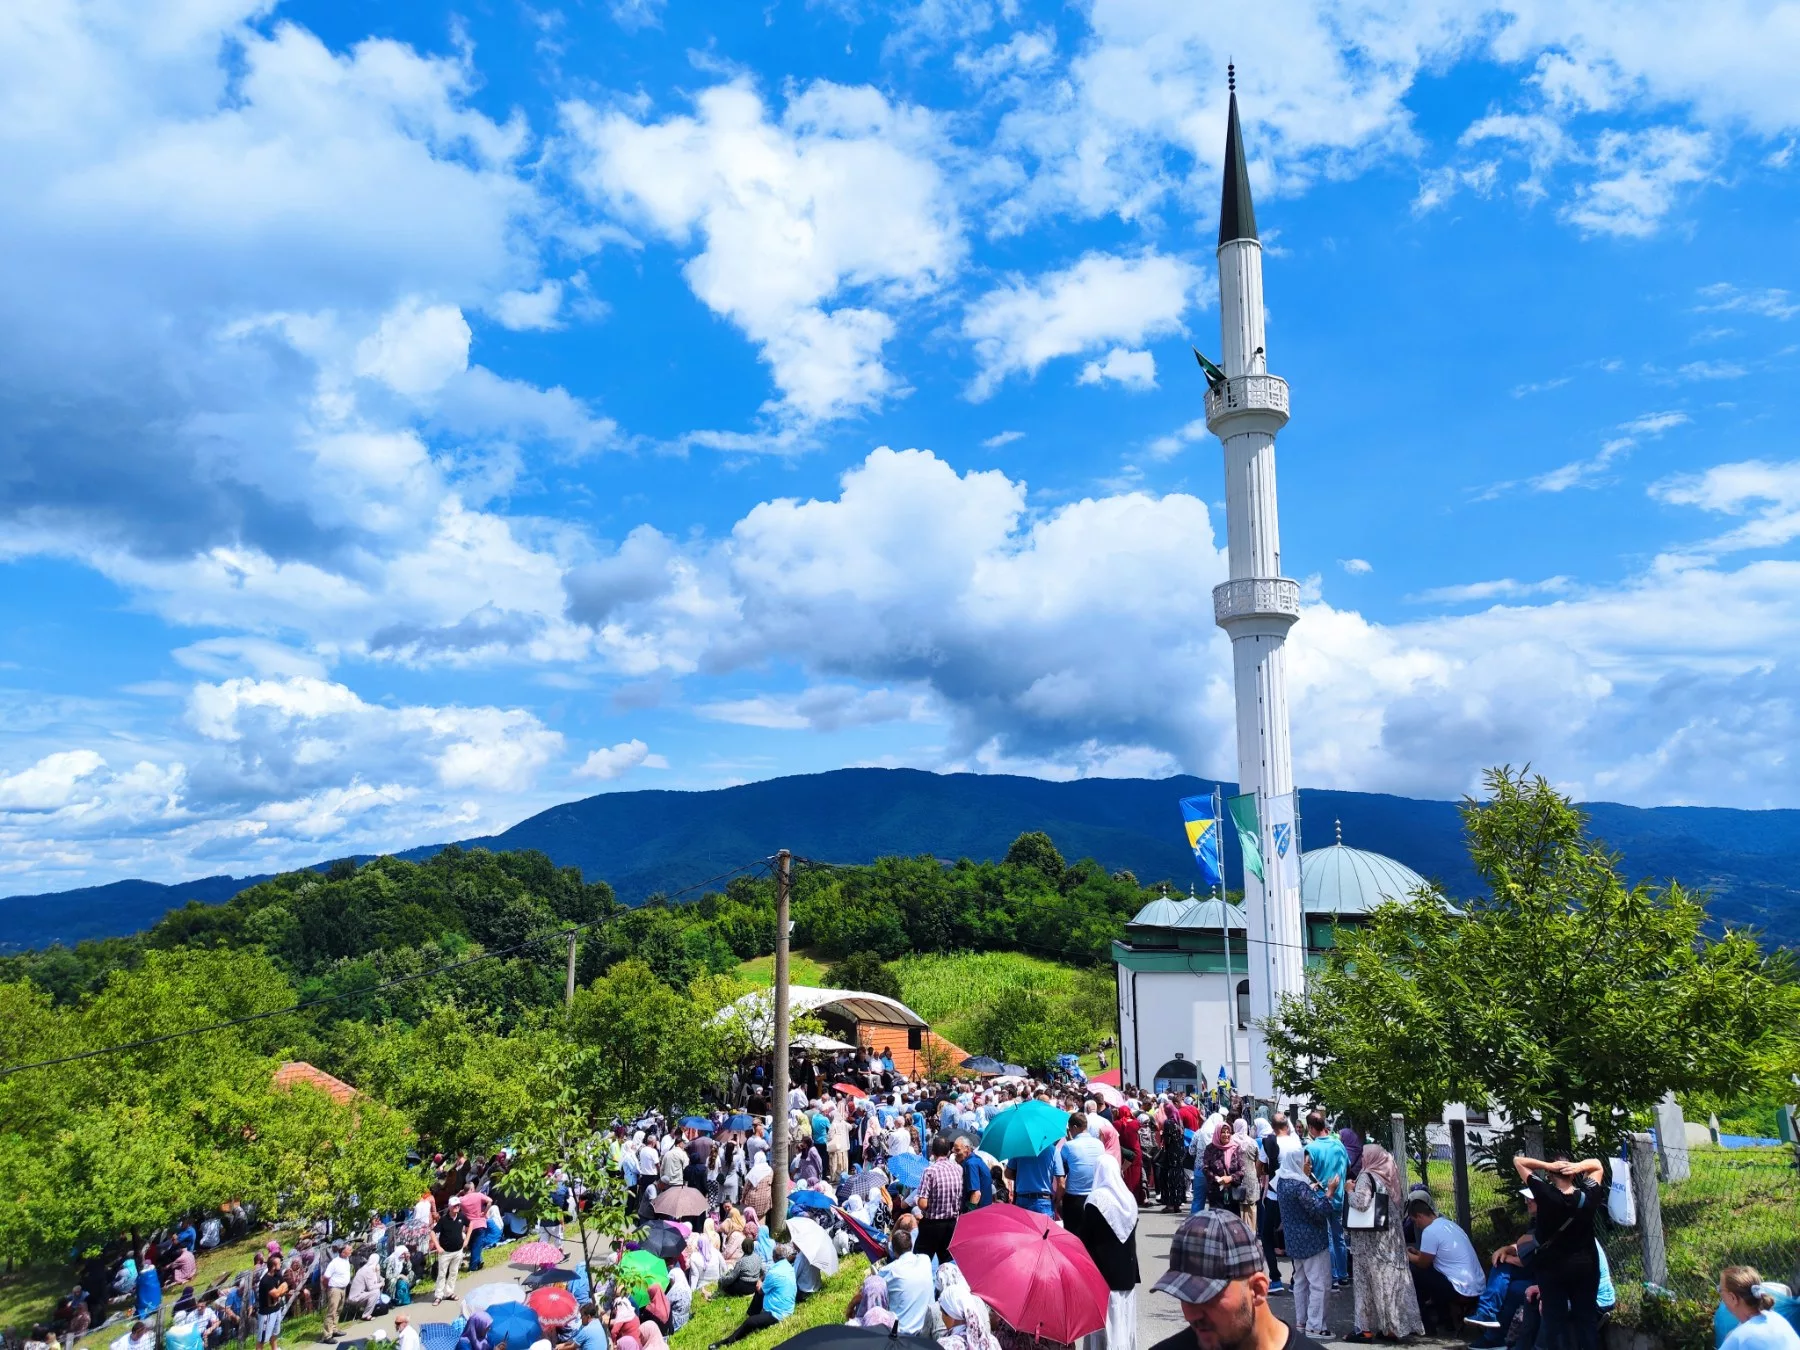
[564,930,578,1008]
[770,849,792,1236]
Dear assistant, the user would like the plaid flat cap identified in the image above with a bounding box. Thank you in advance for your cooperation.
[1153,1210,1267,1305]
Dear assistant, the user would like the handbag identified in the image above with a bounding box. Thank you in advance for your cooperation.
[1346,1174,1389,1230]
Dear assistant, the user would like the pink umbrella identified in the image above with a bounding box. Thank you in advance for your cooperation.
[509,1241,567,1268]
[948,1205,1110,1344]
[1090,1083,1127,1109]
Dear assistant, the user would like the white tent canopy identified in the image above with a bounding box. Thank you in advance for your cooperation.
[714,985,928,1053]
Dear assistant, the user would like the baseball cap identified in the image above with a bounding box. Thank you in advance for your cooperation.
[1153,1210,1267,1305]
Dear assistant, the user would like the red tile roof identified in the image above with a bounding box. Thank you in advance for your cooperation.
[272,1060,360,1104]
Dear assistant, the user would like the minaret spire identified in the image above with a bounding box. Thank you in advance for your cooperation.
[1205,68,1301,1103]
[1218,64,1259,248]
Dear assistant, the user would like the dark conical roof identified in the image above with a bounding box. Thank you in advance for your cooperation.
[1218,73,1258,247]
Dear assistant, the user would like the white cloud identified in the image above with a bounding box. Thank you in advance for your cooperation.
[1525,410,1690,493]
[575,739,669,780]
[1674,359,1748,381]
[1147,417,1208,460]
[1340,558,1373,575]
[963,251,1200,399]
[354,299,473,396]
[564,80,961,425]
[697,685,936,732]
[1695,283,1799,321]
[1562,126,1713,238]
[489,282,564,331]
[1411,576,1573,604]
[1652,458,1800,556]
[982,430,1024,449]
[1077,346,1157,389]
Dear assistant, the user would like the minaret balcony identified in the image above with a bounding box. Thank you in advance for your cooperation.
[1205,373,1290,433]
[1212,576,1301,629]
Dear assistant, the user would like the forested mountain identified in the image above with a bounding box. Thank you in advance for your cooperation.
[5,767,1798,950]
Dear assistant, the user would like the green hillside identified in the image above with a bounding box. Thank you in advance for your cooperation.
[895,950,1114,1067]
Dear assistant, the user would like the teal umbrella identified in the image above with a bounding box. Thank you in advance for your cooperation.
[978,1100,1069,1160]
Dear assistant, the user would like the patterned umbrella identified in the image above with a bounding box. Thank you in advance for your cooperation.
[419,1324,460,1350]
[509,1242,566,1268]
[886,1153,925,1191]
[845,1169,888,1199]
[525,1287,579,1327]
[463,1283,530,1311]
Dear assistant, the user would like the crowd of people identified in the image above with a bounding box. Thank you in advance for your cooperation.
[15,1049,1800,1350]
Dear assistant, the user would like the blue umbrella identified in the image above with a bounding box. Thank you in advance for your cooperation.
[679,1116,715,1133]
[978,1100,1070,1160]
[1001,1064,1028,1078]
[886,1153,925,1190]
[726,1114,755,1132]
[788,1189,836,1213]
[960,1055,1005,1076]
[485,1303,543,1350]
[420,1325,460,1350]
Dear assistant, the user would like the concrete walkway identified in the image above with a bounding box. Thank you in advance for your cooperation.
[1133,1206,1464,1350]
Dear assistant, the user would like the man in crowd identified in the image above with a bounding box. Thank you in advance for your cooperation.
[1405,1197,1485,1333]
[915,1136,964,1259]
[1149,1209,1322,1350]
[1303,1112,1349,1289]
[255,1252,289,1350]
[1055,1112,1107,1228]
[880,1224,937,1338]
[957,1137,992,1211]
[709,1242,797,1348]
[430,1197,469,1304]
[320,1241,352,1341]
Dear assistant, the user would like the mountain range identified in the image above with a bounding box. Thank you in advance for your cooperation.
[4,768,1797,951]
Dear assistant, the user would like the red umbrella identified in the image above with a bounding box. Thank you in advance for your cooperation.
[948,1204,1110,1344]
[526,1286,580,1326]
[832,1082,868,1098]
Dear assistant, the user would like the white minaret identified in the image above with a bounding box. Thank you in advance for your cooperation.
[1207,67,1305,1102]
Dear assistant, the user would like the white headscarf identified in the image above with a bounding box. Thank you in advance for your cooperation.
[937,1275,998,1350]
[1276,1139,1310,1184]
[1086,1154,1137,1243]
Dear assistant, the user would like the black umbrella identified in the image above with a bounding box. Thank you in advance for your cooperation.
[642,1219,685,1261]
[776,1328,939,1350]
[1001,1064,1028,1077]
[935,1127,980,1150]
[960,1055,1005,1076]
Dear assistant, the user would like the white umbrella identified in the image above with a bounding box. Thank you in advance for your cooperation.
[784,1215,839,1277]
[463,1283,530,1312]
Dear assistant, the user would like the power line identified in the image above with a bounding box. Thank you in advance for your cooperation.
[0,855,773,1079]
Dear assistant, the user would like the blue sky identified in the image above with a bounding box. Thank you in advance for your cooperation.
[3,0,1799,891]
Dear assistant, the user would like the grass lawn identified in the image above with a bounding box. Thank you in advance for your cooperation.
[892,952,1112,1057]
[671,1257,870,1350]
[734,952,830,990]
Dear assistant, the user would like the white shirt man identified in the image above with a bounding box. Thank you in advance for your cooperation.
[1418,1214,1485,1296]
[879,1231,937,1337]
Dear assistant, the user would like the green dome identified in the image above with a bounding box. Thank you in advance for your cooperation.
[1300,843,1432,915]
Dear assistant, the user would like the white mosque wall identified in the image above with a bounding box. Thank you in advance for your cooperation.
[1117,966,1248,1091]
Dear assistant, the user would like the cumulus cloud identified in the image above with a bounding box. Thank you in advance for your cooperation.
[964,251,1200,399]
[563,79,961,426]
[576,739,669,780]
[1339,558,1373,575]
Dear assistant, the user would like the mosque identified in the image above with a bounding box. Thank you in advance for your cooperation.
[1111,827,1438,1093]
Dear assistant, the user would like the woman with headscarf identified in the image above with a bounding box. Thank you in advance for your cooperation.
[1228,1119,1258,1223]
[846,1273,896,1330]
[1275,1140,1336,1340]
[1074,1155,1141,1350]
[1155,1101,1187,1212]
[1201,1122,1243,1213]
[742,1155,773,1218]
[1340,1127,1366,1182]
[937,1275,1000,1350]
[456,1310,493,1350]
[1112,1105,1143,1202]
[1344,1143,1423,1343]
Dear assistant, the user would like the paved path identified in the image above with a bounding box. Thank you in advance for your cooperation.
[1132,1206,1463,1350]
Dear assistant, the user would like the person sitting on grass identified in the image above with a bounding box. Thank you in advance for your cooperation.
[708,1242,797,1348]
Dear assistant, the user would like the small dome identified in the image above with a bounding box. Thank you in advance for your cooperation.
[1128,896,1190,928]
[1300,843,1432,915]
[1172,896,1246,930]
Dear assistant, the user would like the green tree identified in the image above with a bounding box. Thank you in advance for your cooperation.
[829,951,903,1002]
[1269,768,1800,1153]
[1003,831,1066,880]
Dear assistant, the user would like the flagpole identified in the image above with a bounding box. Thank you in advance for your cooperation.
[1216,784,1239,1095]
